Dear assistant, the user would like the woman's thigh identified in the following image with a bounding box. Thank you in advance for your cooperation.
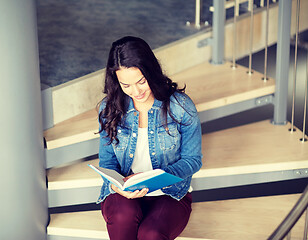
[101,193,143,240]
[138,193,192,240]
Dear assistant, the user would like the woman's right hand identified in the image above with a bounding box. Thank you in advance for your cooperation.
[111,184,148,199]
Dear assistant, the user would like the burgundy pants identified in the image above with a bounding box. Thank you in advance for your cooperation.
[101,193,192,240]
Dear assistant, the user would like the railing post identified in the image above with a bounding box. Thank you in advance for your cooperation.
[304,207,308,240]
[267,184,308,240]
[0,0,48,239]
[273,0,292,125]
[211,0,225,65]
[195,0,202,29]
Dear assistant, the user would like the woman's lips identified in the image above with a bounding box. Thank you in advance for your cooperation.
[134,92,145,100]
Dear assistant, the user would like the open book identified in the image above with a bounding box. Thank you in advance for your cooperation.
[88,164,183,193]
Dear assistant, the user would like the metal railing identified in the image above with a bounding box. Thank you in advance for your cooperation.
[268,184,308,240]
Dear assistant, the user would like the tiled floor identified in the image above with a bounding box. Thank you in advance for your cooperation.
[37,0,212,87]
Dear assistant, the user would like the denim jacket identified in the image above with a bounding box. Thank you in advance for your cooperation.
[97,92,202,202]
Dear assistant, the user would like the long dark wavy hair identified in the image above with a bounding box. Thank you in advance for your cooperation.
[99,36,185,144]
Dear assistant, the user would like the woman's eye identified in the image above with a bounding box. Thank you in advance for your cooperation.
[122,84,130,88]
[139,79,146,85]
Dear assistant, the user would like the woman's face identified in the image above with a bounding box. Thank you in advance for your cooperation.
[116,67,154,107]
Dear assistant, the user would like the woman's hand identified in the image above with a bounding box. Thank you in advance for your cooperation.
[111,173,148,199]
[111,184,148,199]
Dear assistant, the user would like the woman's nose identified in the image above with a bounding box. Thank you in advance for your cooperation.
[131,85,141,96]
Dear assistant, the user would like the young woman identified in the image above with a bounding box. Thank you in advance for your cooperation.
[97,36,202,240]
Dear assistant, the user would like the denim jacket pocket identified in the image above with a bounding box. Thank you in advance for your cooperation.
[158,123,180,151]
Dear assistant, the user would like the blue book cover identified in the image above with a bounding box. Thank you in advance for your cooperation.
[88,164,183,193]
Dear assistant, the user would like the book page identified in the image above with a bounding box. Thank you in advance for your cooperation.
[88,165,125,189]
[124,169,164,188]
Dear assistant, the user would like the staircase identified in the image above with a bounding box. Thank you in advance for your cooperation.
[44,1,308,239]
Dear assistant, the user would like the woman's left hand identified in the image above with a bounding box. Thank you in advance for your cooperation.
[111,184,148,199]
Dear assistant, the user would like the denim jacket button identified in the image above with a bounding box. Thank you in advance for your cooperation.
[150,131,154,134]
[152,152,155,155]
[129,154,134,158]
[150,110,153,114]
[118,129,121,133]
[132,133,136,137]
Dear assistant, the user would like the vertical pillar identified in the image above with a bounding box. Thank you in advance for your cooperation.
[0,1,48,240]
[211,0,225,64]
[273,0,292,125]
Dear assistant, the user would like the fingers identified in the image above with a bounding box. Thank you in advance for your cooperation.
[123,176,131,182]
[127,188,149,199]
[111,184,148,199]
[123,173,142,182]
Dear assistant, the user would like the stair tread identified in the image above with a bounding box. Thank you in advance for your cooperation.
[47,159,102,190]
[48,193,305,240]
[195,120,308,178]
[172,61,275,113]
[47,120,308,190]
[44,61,275,150]
[44,108,98,150]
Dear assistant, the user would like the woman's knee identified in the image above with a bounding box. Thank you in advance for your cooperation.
[101,194,143,225]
